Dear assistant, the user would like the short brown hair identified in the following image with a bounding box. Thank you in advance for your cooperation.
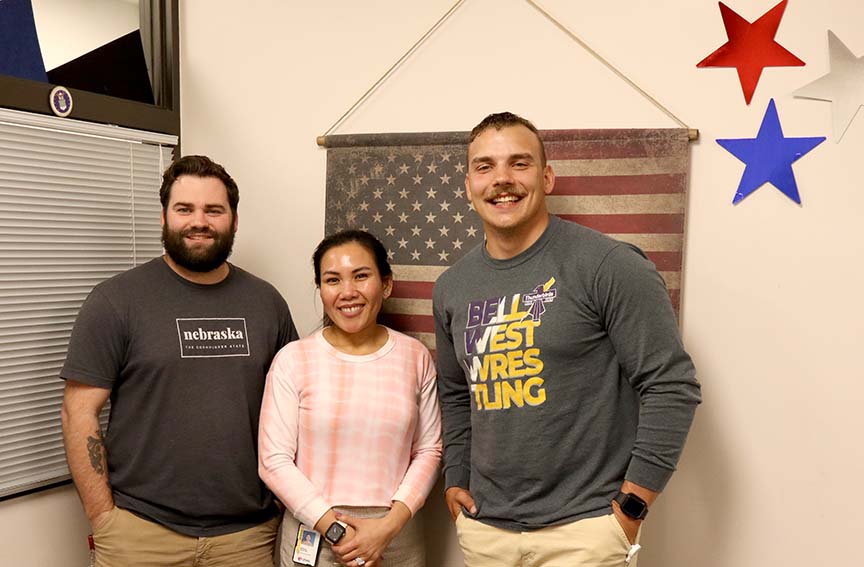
[468,112,546,166]
[159,155,239,212]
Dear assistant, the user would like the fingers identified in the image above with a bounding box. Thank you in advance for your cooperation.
[335,512,358,529]
[444,487,477,521]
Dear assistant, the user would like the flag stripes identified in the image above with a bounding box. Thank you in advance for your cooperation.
[323,128,690,347]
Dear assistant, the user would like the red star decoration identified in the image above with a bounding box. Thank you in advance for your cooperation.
[697,0,805,104]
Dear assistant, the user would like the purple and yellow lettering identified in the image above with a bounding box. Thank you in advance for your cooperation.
[479,383,502,410]
[506,350,527,378]
[489,353,508,380]
[464,325,493,355]
[523,348,543,375]
[466,300,485,328]
[465,356,493,382]
[472,385,484,410]
[517,320,539,347]
[481,297,501,325]
[501,380,524,409]
[524,377,546,406]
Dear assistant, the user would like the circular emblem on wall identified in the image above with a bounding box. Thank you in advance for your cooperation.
[49,86,74,117]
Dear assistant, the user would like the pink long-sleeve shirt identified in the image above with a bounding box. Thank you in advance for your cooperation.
[258,327,442,528]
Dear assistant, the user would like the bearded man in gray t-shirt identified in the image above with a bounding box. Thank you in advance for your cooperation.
[61,155,298,566]
[433,113,701,567]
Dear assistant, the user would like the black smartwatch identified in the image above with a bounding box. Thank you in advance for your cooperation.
[613,491,649,520]
[324,521,347,545]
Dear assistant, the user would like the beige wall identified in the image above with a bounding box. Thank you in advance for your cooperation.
[2,1,862,565]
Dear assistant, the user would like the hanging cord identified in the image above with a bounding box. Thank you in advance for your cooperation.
[317,0,697,145]
[524,0,697,140]
[317,0,468,146]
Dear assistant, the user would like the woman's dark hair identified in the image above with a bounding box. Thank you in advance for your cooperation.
[312,229,393,286]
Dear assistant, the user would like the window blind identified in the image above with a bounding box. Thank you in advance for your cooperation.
[0,107,176,497]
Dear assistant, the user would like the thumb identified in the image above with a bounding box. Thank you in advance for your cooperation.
[449,488,477,514]
[334,512,359,529]
[460,492,477,515]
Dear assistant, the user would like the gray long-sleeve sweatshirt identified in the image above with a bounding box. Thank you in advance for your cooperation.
[433,215,701,531]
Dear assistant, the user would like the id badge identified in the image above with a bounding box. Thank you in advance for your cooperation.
[292,524,321,566]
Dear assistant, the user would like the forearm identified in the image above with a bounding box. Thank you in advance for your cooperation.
[61,406,113,522]
[599,244,701,490]
[382,501,411,537]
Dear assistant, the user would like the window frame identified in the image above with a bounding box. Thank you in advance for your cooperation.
[0,0,179,136]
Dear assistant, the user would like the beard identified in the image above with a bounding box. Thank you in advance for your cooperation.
[162,224,235,273]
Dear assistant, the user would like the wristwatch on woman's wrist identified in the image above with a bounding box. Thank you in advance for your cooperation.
[324,521,347,544]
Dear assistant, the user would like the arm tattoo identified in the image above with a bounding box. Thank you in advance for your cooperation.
[86,430,106,475]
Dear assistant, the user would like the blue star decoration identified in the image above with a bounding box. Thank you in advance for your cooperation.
[717,99,825,205]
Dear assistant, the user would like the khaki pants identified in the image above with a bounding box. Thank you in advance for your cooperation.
[455,512,641,567]
[93,506,279,567]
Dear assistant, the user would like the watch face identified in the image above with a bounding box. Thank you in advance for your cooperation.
[621,494,647,518]
[325,522,345,544]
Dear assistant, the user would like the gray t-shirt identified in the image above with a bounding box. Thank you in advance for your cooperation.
[433,216,701,531]
[61,257,298,536]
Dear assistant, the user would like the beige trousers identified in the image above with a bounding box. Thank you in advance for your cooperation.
[455,512,641,567]
[92,506,279,567]
[279,506,424,567]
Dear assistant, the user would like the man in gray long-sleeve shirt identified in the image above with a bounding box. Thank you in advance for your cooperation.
[432,112,701,567]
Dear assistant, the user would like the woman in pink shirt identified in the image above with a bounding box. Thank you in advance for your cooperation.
[259,230,442,567]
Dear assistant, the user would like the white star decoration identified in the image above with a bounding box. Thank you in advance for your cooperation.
[794,31,864,142]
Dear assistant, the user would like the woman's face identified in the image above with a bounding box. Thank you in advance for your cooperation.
[318,242,392,337]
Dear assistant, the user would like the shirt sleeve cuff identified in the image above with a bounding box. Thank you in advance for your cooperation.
[443,465,471,491]
[624,454,674,492]
[391,488,424,516]
[295,496,331,530]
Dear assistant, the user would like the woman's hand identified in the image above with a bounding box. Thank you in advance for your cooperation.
[332,503,411,567]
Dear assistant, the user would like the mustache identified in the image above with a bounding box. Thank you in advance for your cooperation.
[488,187,526,200]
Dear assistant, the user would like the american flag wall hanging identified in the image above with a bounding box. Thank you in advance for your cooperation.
[323,128,690,353]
